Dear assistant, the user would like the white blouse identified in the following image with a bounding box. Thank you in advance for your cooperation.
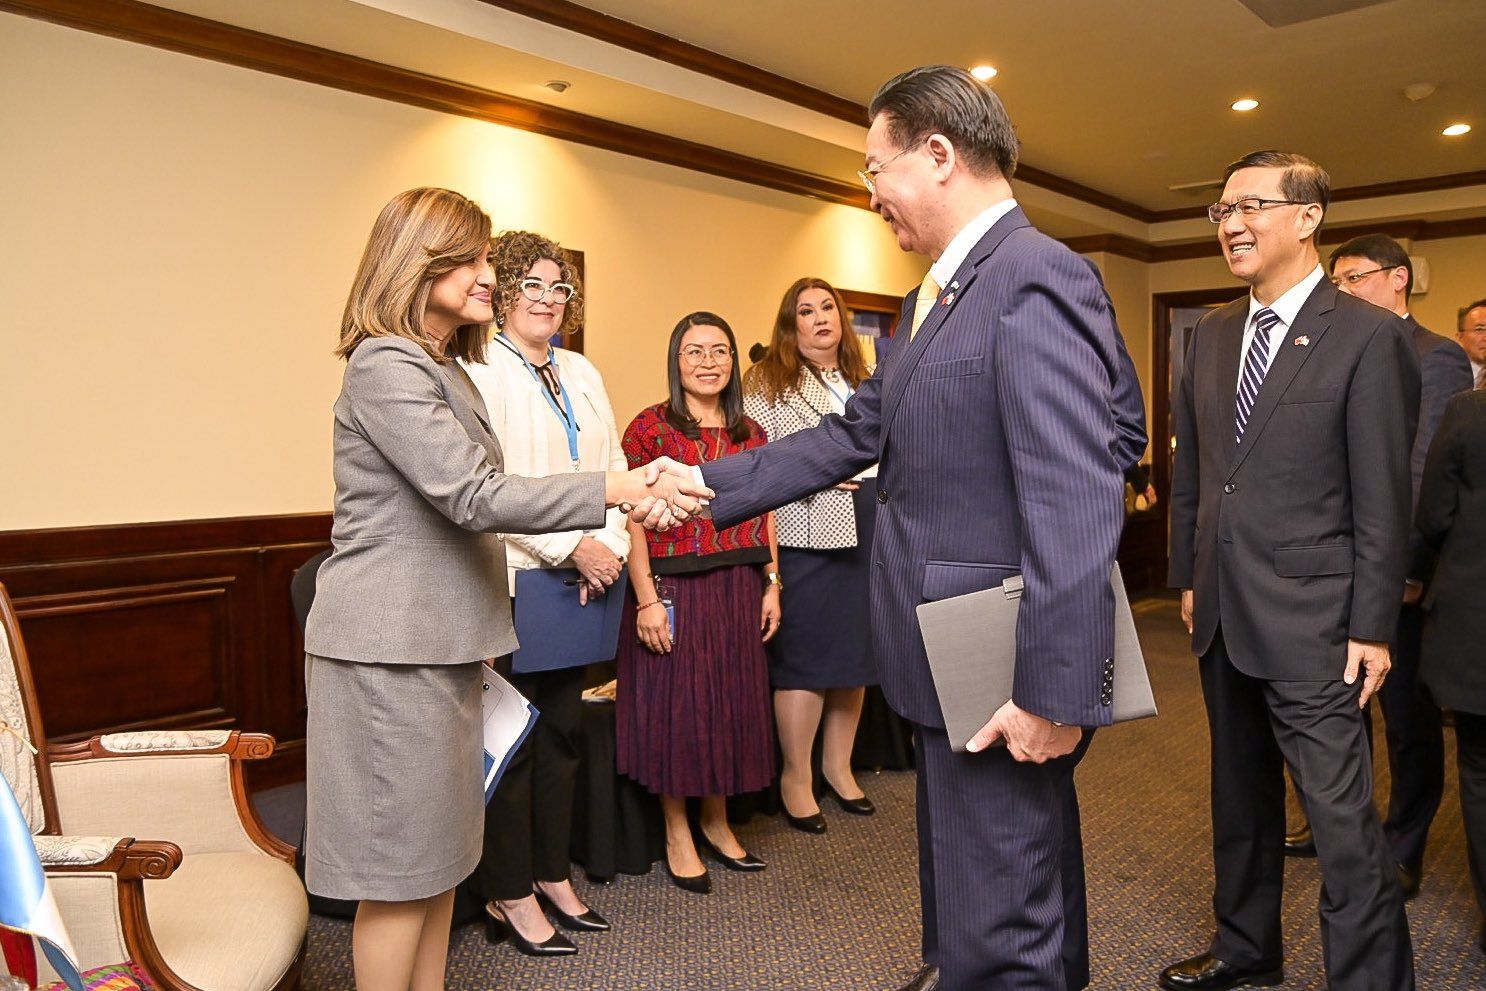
[461,338,630,589]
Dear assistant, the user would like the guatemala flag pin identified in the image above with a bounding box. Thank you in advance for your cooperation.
[1294,335,1310,347]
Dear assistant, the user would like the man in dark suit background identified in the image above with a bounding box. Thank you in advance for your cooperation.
[1283,234,1472,897]
[1459,298,1486,390]
[1165,152,1420,991]
[696,66,1146,991]
[1416,387,1486,949]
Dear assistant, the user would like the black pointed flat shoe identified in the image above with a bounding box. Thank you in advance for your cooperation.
[695,830,766,872]
[533,887,611,932]
[826,784,876,816]
[483,904,577,956]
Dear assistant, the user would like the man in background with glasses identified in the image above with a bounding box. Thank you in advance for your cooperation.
[696,64,1148,991]
[1458,299,1486,389]
[1165,152,1420,991]
[1278,234,1473,893]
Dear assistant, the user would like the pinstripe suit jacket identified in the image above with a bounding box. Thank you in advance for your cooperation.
[704,207,1142,727]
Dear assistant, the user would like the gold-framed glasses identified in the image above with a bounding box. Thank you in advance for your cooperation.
[679,345,734,366]
[1329,267,1389,287]
[857,142,922,194]
[519,278,576,304]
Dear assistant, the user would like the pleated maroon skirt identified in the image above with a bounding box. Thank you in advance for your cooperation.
[616,563,776,797]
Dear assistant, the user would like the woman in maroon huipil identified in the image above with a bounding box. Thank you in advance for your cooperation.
[616,311,779,894]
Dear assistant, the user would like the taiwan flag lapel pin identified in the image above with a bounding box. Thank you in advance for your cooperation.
[1294,335,1310,348]
[942,280,959,307]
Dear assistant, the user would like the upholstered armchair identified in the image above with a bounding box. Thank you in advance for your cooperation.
[0,582,307,991]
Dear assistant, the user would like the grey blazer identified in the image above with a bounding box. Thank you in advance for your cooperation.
[305,337,605,666]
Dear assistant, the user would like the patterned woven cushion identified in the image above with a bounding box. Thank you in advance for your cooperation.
[39,960,155,990]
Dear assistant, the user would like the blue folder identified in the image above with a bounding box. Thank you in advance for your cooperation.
[511,567,629,673]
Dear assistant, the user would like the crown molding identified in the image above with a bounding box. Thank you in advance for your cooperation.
[0,0,871,209]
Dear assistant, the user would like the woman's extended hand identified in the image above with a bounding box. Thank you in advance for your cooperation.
[760,585,781,643]
[635,601,673,654]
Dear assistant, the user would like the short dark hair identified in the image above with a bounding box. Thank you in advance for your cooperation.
[663,312,751,443]
[1329,233,1413,298]
[1460,299,1486,331]
[868,65,1018,179]
[1223,150,1331,221]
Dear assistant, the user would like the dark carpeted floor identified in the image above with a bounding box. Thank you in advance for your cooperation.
[259,597,1486,989]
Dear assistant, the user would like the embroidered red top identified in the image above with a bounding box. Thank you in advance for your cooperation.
[622,402,770,570]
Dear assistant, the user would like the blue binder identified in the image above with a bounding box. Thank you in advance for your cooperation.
[510,568,629,673]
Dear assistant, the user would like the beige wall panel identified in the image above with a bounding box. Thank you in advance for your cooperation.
[1408,235,1486,337]
[0,17,922,529]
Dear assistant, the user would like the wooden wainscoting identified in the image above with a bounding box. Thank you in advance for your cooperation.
[0,514,331,790]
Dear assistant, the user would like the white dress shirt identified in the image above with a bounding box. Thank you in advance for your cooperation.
[928,197,1020,288]
[1236,264,1325,389]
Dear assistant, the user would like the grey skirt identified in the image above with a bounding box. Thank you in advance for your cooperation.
[304,654,484,902]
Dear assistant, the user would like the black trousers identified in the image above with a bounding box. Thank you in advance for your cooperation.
[1453,710,1486,922]
[915,724,1092,991]
[1200,630,1414,991]
[1378,602,1445,872]
[474,663,587,901]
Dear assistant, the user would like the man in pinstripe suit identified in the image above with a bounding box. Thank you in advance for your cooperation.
[698,66,1145,991]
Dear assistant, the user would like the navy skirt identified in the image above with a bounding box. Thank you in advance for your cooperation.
[767,478,878,690]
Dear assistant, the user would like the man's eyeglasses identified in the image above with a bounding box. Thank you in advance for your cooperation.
[519,278,577,304]
[857,141,923,195]
[1329,267,1391,287]
[679,345,734,366]
[1207,197,1310,224]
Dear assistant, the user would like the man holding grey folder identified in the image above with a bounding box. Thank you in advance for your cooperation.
[698,66,1146,991]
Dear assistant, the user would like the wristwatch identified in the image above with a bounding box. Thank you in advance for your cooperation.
[764,570,783,589]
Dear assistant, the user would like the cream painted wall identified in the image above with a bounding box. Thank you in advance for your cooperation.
[0,17,924,529]
[1409,234,1486,336]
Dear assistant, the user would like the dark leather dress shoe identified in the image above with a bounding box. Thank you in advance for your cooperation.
[783,808,828,834]
[695,830,766,871]
[826,784,876,816]
[1397,863,1421,900]
[1283,823,1316,857]
[1159,953,1282,990]
[533,887,611,932]
[896,963,940,991]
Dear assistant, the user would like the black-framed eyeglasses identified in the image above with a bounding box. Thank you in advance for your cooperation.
[519,278,576,304]
[679,345,734,366]
[1207,197,1310,224]
[1329,267,1391,287]
[857,141,924,194]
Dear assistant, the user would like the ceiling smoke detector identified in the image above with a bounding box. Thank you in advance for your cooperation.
[1402,83,1436,102]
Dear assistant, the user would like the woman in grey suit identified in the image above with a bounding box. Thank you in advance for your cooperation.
[302,188,703,991]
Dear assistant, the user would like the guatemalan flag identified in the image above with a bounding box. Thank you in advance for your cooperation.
[0,774,84,991]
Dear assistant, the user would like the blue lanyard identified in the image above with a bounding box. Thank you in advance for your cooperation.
[497,334,581,468]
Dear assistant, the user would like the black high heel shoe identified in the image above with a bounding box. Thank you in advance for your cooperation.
[663,857,712,894]
[826,783,876,816]
[483,903,577,956]
[782,806,828,834]
[695,829,767,872]
[533,886,611,933]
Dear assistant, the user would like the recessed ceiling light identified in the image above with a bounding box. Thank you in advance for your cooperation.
[1231,98,1259,112]
[1443,123,1472,137]
[970,65,998,82]
[543,80,571,93]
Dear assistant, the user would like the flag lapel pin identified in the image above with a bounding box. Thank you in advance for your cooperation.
[1294,335,1310,347]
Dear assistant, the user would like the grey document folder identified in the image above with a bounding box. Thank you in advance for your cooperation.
[915,564,1157,751]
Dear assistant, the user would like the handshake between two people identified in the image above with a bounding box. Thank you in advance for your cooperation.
[605,456,714,533]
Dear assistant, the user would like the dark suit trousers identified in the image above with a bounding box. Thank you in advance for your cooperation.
[1379,602,1445,872]
[1453,711,1486,921]
[475,663,586,900]
[1200,631,1414,991]
[914,724,1092,991]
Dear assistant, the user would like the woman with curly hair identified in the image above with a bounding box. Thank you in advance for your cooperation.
[743,278,878,833]
[461,231,628,955]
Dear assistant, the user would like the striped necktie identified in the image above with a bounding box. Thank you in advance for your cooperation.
[909,272,941,339]
[1476,365,1485,391]
[1236,307,1279,444]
